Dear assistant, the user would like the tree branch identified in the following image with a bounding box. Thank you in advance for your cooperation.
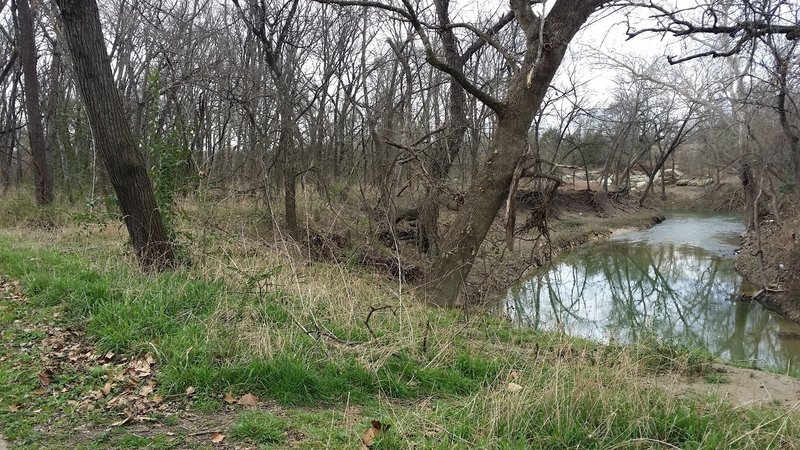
[444,22,519,72]
[461,9,516,62]
[315,0,506,113]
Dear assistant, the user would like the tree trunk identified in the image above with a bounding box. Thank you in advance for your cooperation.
[55,0,175,270]
[1,70,19,191]
[425,0,600,307]
[44,42,62,188]
[639,113,693,206]
[774,48,800,192]
[416,0,470,256]
[15,0,54,205]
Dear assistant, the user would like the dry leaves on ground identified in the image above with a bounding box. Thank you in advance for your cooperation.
[360,420,390,450]
[237,393,259,407]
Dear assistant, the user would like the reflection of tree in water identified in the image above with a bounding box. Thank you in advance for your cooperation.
[509,240,800,373]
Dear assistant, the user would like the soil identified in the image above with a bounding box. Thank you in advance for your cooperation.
[643,178,744,212]
[660,365,800,408]
[735,210,800,323]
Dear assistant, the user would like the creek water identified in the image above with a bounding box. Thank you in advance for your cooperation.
[507,211,800,374]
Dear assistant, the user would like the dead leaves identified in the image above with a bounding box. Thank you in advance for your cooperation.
[360,420,390,450]
[237,393,259,407]
[37,369,52,387]
[0,279,24,302]
[506,382,524,393]
[506,370,524,392]
[224,392,237,404]
[210,432,226,443]
[93,353,171,421]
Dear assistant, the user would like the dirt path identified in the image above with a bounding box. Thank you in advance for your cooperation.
[0,436,8,450]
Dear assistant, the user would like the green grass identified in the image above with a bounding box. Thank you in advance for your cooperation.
[229,411,286,445]
[0,201,798,449]
[0,237,504,408]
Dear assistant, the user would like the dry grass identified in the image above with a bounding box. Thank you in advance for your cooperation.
[1,192,799,448]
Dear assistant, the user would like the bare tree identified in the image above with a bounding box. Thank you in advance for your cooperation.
[14,0,53,205]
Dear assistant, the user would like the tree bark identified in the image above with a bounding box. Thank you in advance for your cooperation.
[416,0,469,255]
[773,44,800,191]
[15,0,54,205]
[426,0,604,307]
[55,0,175,270]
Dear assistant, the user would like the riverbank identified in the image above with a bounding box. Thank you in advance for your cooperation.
[642,181,800,322]
[735,211,800,323]
[466,189,664,304]
[1,195,798,448]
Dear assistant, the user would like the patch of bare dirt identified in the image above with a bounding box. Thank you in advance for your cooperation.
[516,188,641,219]
[660,365,800,409]
[643,180,744,212]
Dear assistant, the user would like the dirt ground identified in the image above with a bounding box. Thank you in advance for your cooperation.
[660,365,800,409]
[735,211,800,323]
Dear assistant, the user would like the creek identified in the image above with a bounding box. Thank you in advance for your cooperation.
[508,211,800,374]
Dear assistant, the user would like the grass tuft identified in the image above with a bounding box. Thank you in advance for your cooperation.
[229,411,286,445]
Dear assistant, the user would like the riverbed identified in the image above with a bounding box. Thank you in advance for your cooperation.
[508,211,800,374]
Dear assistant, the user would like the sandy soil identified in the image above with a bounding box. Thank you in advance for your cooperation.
[658,365,800,409]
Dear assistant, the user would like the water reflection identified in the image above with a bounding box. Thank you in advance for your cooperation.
[508,213,800,374]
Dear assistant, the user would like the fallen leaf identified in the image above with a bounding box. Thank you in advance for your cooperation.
[506,382,523,393]
[360,420,390,450]
[8,404,21,412]
[102,383,112,396]
[508,370,520,381]
[224,392,237,404]
[185,386,196,396]
[104,351,115,360]
[140,385,154,397]
[237,393,258,406]
[37,370,52,387]
[210,432,226,443]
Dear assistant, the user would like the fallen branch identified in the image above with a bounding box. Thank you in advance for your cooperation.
[364,305,398,339]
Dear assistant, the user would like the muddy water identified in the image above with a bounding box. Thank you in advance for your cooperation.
[508,211,800,374]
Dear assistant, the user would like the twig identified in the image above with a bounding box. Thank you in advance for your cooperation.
[188,429,224,437]
[422,320,432,354]
[364,305,398,339]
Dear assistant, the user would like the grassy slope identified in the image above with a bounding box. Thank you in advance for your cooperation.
[0,195,798,449]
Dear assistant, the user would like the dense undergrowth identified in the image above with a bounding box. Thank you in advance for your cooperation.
[0,194,798,449]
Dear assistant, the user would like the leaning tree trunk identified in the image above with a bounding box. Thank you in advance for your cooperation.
[426,0,602,307]
[55,0,175,270]
[15,0,54,205]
